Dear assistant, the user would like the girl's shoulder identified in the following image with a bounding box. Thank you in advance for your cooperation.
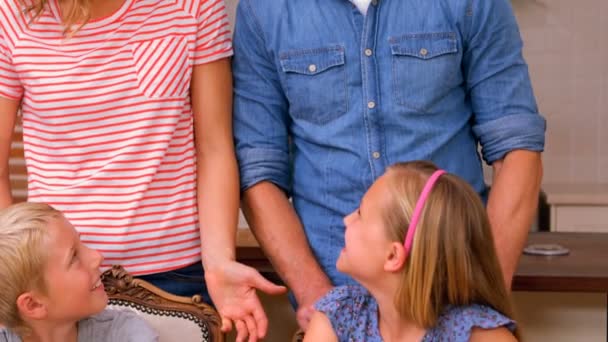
[314,284,373,312]
[314,285,382,342]
[425,304,516,341]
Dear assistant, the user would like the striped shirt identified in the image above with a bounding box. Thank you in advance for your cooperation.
[0,0,233,275]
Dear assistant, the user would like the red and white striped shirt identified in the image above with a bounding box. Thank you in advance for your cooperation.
[0,0,233,275]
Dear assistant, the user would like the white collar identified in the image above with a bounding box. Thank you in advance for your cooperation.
[350,0,372,15]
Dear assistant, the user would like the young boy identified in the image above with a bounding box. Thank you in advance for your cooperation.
[0,202,158,342]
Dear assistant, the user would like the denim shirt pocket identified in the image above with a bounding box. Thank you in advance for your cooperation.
[279,45,347,125]
[390,32,460,114]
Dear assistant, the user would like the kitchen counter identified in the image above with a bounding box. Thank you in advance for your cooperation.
[237,230,608,292]
[236,230,608,341]
[513,232,608,292]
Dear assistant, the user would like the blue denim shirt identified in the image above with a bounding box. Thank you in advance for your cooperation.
[232,0,546,286]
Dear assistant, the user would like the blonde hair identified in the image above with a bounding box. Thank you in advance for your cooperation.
[383,161,519,337]
[0,202,62,334]
[18,0,91,36]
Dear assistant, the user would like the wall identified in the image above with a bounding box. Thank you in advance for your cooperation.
[512,0,608,184]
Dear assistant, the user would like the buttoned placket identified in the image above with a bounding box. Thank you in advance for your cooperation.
[358,0,386,179]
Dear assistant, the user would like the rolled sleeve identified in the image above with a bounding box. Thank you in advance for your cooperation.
[232,0,291,193]
[473,113,546,164]
[463,0,546,164]
[237,147,291,193]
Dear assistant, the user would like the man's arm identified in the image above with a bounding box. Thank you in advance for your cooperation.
[242,182,333,329]
[232,0,332,330]
[0,96,18,208]
[487,150,543,285]
[461,0,546,287]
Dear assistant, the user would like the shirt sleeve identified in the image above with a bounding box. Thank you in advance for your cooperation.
[109,310,159,342]
[0,329,12,342]
[0,13,23,100]
[192,0,233,65]
[462,0,546,164]
[232,0,291,193]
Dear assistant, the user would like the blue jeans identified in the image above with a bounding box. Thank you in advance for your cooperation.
[137,262,212,305]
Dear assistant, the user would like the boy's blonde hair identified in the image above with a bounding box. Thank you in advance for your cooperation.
[383,161,519,336]
[0,202,62,333]
[18,0,91,35]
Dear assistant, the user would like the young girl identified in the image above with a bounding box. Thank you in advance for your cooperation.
[0,202,158,342]
[0,0,281,339]
[304,161,519,342]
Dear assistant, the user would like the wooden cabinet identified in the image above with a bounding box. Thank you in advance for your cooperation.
[543,183,608,232]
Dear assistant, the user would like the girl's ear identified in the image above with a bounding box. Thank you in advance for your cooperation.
[384,241,407,273]
[16,292,48,321]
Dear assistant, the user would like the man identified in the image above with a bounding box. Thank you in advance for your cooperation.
[231,0,545,330]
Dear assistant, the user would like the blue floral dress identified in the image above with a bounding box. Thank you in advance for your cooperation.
[314,285,516,342]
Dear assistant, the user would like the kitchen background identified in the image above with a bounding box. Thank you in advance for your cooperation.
[7,0,608,341]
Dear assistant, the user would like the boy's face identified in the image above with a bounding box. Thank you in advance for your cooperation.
[337,173,393,282]
[40,215,107,322]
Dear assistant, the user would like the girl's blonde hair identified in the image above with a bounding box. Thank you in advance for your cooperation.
[0,202,62,334]
[383,161,519,337]
[18,0,91,36]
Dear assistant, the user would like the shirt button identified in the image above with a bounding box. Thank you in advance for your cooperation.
[364,49,373,57]
[419,48,428,56]
[367,101,376,109]
[372,152,381,159]
[308,64,317,73]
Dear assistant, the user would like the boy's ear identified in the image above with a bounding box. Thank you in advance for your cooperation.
[16,292,48,321]
[384,241,407,272]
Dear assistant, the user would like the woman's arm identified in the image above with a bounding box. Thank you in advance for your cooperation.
[0,96,19,208]
[191,58,285,342]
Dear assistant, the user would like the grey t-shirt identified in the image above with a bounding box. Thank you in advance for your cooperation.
[0,309,158,342]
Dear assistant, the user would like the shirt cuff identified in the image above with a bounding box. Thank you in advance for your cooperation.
[473,113,546,164]
[237,147,291,194]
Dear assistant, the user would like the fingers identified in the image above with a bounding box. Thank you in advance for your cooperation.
[296,305,316,331]
[235,320,248,342]
[220,316,232,333]
[250,271,287,295]
[244,315,258,342]
[252,302,269,338]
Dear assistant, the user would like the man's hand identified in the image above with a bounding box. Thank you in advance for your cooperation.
[294,283,332,330]
[205,261,286,342]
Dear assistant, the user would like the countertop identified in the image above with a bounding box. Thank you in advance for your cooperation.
[237,230,608,293]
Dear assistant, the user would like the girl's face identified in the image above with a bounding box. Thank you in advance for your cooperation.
[337,174,394,282]
[39,216,107,322]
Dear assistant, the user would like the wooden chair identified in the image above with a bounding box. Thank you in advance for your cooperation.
[101,265,223,342]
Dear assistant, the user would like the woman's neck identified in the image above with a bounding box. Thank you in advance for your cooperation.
[21,321,78,342]
[367,278,427,342]
[89,0,125,20]
[58,0,126,21]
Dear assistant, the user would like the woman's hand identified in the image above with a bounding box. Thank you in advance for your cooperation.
[205,261,286,342]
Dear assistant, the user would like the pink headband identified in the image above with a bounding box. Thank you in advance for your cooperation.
[403,169,446,256]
